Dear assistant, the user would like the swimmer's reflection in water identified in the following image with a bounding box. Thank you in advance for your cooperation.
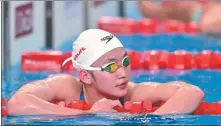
[7,29,204,116]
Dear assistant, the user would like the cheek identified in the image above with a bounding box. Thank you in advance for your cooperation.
[93,72,117,88]
[125,66,131,77]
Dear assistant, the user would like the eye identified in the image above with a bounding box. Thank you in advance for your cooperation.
[102,62,116,72]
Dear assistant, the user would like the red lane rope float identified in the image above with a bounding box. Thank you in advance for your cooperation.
[195,50,221,69]
[193,102,221,115]
[21,50,63,72]
[66,100,92,111]
[2,108,7,117]
[162,19,187,34]
[126,50,221,70]
[20,50,221,72]
[2,98,7,117]
[1,98,220,116]
[168,50,194,70]
[127,50,143,69]
[143,50,168,69]
[2,98,5,106]
[185,22,200,34]
[97,17,200,34]
[65,100,221,115]
[136,18,160,34]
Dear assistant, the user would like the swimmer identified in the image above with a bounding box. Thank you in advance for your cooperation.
[7,29,204,115]
[138,1,221,34]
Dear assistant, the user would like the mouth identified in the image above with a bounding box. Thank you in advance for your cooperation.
[116,80,129,87]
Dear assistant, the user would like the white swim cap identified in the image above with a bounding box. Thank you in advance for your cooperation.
[62,29,124,71]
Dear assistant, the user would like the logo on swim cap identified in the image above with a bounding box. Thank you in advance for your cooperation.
[74,47,86,60]
[101,35,114,43]
[62,29,123,71]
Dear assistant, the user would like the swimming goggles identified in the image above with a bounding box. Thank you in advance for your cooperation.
[63,56,130,73]
[99,56,130,73]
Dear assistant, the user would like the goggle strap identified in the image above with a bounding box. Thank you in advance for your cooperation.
[62,57,72,67]
[62,56,101,71]
[72,58,101,71]
[102,62,116,68]
[62,56,130,72]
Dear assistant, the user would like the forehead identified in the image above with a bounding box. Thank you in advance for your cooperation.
[92,47,125,66]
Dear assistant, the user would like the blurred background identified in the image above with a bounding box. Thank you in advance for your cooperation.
[2,0,221,72]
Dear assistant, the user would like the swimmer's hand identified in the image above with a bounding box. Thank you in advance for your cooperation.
[90,98,122,113]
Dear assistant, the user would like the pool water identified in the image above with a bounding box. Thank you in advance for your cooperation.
[2,34,221,125]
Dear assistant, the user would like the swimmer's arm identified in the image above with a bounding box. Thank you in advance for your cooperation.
[200,4,221,34]
[128,81,204,115]
[138,1,160,18]
[152,81,204,115]
[138,1,197,22]
[7,74,84,115]
[7,92,89,115]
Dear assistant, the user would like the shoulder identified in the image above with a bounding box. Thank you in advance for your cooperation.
[47,73,78,81]
[128,81,161,90]
[14,74,82,103]
[41,73,78,84]
[45,73,82,88]
[125,81,161,100]
[21,74,81,91]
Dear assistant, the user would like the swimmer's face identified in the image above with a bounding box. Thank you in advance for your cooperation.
[91,47,131,98]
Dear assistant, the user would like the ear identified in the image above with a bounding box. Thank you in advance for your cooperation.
[79,70,93,85]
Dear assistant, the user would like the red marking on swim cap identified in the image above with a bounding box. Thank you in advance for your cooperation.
[74,47,86,60]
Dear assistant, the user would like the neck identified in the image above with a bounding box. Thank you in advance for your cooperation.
[83,85,120,105]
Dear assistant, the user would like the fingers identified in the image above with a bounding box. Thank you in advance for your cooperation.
[99,98,122,107]
[110,100,122,107]
[91,98,122,112]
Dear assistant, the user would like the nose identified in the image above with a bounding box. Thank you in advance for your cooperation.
[116,66,127,79]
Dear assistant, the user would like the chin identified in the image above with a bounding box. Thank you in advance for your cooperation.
[115,88,128,98]
[103,87,128,99]
[106,91,127,99]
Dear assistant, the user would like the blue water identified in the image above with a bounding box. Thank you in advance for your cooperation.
[2,34,221,125]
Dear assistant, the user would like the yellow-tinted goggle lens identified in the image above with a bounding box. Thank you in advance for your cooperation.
[102,63,118,73]
[101,56,130,73]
